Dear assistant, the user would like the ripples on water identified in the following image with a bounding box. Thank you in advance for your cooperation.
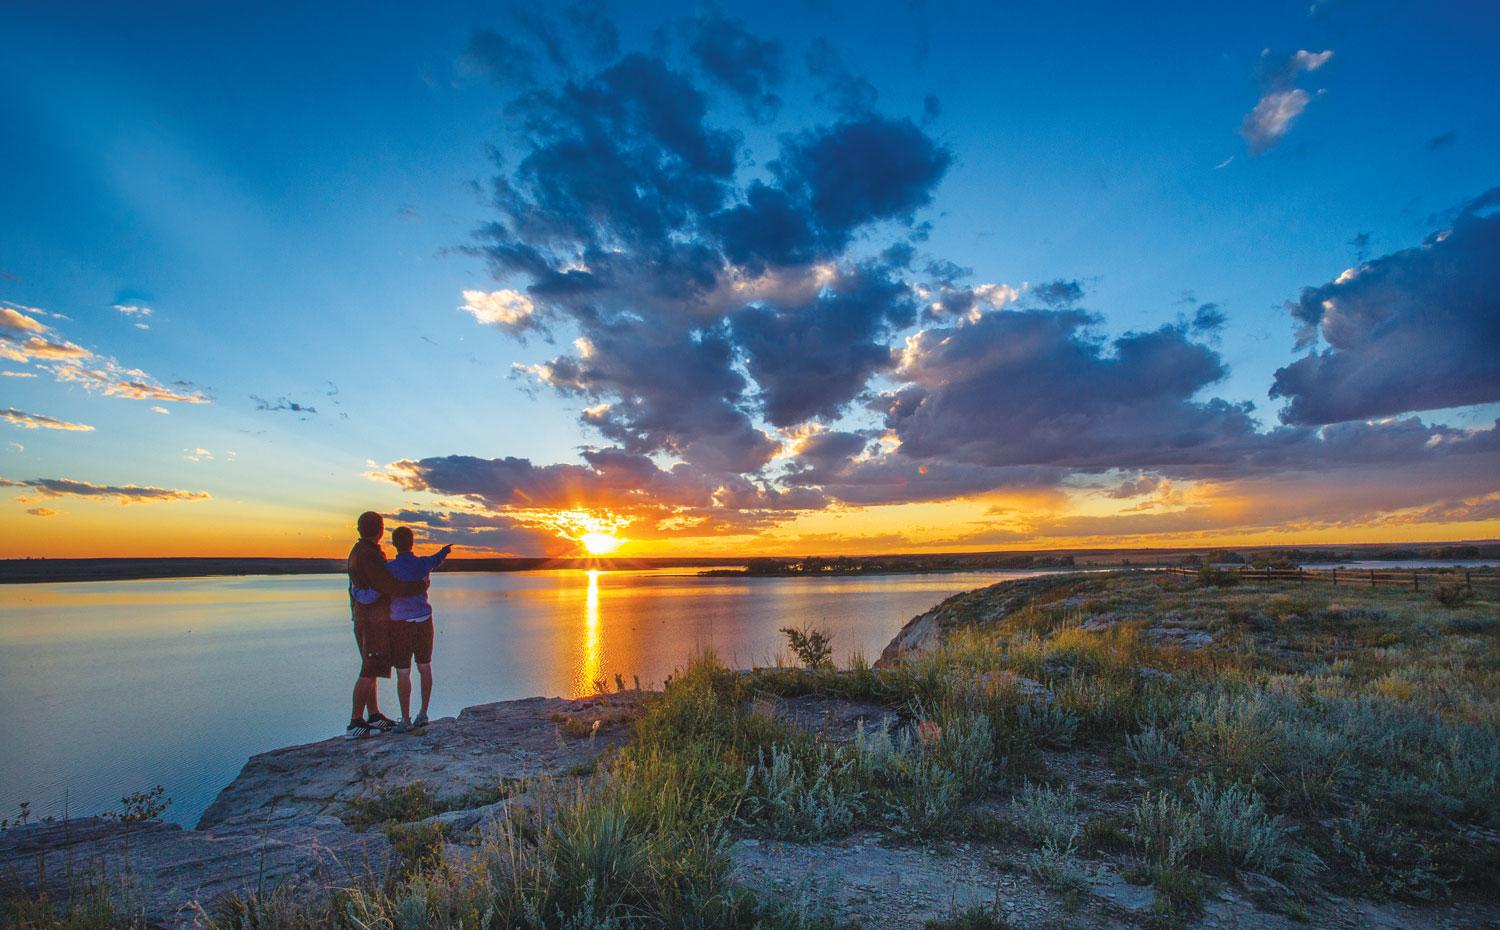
[0,567,1053,825]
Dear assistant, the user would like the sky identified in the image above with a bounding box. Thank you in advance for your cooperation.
[1,0,1497,559]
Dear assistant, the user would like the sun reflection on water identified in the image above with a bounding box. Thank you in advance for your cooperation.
[577,569,603,696]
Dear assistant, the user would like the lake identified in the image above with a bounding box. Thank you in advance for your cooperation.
[0,567,1051,826]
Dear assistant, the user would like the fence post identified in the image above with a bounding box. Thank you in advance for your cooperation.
[1299,567,1305,584]
[1466,570,1472,592]
[1332,567,1338,587]
[1370,569,1376,589]
[1413,573,1419,592]
[1265,566,1271,583]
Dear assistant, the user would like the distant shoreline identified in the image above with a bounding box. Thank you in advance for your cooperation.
[4,541,1496,584]
[0,556,744,585]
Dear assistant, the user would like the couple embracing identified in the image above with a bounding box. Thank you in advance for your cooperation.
[345,510,452,738]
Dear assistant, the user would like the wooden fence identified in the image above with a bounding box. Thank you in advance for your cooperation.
[1160,564,1500,593]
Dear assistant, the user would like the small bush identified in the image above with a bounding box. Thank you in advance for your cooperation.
[743,744,862,839]
[105,785,171,824]
[1433,584,1471,608]
[1129,791,1204,868]
[1015,699,1078,749]
[1125,726,1184,773]
[1196,566,1241,588]
[780,626,835,670]
[1009,782,1080,848]
[924,904,1016,929]
[1190,778,1319,884]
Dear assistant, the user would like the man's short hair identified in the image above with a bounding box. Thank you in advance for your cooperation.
[357,511,383,539]
[392,526,414,550]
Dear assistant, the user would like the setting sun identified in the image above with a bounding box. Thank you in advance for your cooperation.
[578,531,623,555]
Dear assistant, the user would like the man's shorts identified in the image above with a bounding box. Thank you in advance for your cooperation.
[353,612,392,679]
[390,618,435,670]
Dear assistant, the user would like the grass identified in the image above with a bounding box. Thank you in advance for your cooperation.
[7,570,1498,927]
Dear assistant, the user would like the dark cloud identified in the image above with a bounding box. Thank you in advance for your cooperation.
[715,116,950,270]
[1270,188,1500,424]
[458,29,537,86]
[1105,474,1163,499]
[1,477,209,504]
[731,262,917,425]
[1190,303,1226,333]
[805,38,878,117]
[689,16,783,119]
[1031,279,1084,307]
[921,94,942,123]
[881,309,1256,470]
[251,395,318,415]
[1426,130,1457,151]
[389,508,573,556]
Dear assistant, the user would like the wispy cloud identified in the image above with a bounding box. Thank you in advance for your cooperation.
[0,477,210,504]
[1,301,207,403]
[1,370,37,378]
[1240,48,1332,153]
[25,506,57,517]
[113,304,153,317]
[1,408,95,432]
[251,395,317,415]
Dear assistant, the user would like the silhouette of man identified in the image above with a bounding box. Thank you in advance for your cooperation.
[345,511,428,738]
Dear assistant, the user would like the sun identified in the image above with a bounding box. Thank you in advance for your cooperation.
[578,531,624,555]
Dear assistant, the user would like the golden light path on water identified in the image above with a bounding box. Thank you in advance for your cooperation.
[578,569,602,696]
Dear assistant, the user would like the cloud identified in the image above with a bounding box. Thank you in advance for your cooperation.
[183,447,213,462]
[1240,49,1332,153]
[251,395,317,415]
[731,262,916,425]
[389,507,575,556]
[805,38,878,117]
[714,116,950,270]
[2,371,37,378]
[881,309,1257,470]
[112,304,153,317]
[0,304,90,363]
[25,506,56,517]
[459,289,536,330]
[457,28,537,86]
[1,408,94,432]
[1426,130,1457,151]
[54,362,209,403]
[0,477,210,504]
[1,302,207,403]
[1270,188,1500,424]
[689,15,783,119]
[151,405,169,415]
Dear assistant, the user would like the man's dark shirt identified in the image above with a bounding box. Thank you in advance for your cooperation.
[347,538,427,621]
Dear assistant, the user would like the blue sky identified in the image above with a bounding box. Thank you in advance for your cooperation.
[2,1,1497,557]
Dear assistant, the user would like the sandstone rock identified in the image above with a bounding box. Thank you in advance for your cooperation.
[2,692,643,927]
[0,814,389,929]
[198,692,641,830]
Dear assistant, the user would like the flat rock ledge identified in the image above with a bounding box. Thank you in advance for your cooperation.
[0,692,645,927]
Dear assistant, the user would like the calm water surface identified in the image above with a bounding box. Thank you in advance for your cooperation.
[0,567,1053,826]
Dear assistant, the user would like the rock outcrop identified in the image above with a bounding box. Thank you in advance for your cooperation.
[875,573,1085,668]
[0,692,645,927]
